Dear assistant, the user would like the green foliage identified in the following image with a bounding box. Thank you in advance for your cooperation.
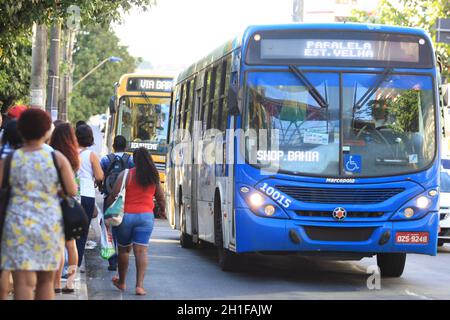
[69,25,142,122]
[0,33,32,112]
[386,90,420,134]
[0,0,154,113]
[350,0,450,76]
[0,1,155,41]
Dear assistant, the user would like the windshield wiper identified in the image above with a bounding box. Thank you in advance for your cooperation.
[140,91,152,105]
[353,68,393,110]
[288,65,328,109]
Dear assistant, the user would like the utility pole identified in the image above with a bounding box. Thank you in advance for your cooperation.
[30,24,48,109]
[59,28,75,121]
[293,0,304,22]
[46,22,61,120]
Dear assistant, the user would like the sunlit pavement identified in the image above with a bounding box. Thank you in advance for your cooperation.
[84,219,450,300]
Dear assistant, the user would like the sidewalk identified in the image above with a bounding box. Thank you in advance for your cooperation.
[54,259,89,300]
[5,258,88,300]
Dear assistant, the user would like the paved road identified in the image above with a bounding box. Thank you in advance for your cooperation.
[85,219,450,300]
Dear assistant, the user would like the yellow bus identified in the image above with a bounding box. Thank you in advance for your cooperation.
[105,73,173,183]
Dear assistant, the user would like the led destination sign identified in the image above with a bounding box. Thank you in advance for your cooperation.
[127,77,173,92]
[260,39,420,63]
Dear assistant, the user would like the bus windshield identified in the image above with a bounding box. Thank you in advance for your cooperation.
[117,96,170,154]
[245,71,436,177]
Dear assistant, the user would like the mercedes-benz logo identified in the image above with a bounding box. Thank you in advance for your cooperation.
[332,207,347,221]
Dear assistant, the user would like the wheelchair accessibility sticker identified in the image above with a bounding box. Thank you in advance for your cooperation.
[344,154,362,173]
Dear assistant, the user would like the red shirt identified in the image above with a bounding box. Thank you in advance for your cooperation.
[124,169,156,213]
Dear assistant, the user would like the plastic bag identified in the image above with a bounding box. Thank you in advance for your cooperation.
[99,209,115,260]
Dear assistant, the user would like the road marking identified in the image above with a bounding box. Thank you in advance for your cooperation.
[405,289,433,300]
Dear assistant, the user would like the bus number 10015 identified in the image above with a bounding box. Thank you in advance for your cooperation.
[259,183,292,209]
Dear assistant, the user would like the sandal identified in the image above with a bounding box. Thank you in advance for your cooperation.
[111,276,126,291]
[135,287,146,296]
[62,287,75,294]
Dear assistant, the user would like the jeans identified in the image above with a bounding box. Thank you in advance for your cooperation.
[114,213,154,246]
[76,196,95,267]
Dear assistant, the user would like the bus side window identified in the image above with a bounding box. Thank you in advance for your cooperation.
[182,81,191,130]
[212,63,223,130]
[185,79,195,134]
[218,56,231,131]
[202,70,211,133]
[168,91,175,144]
[177,84,185,130]
[207,66,217,130]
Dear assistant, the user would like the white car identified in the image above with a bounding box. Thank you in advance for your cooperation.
[439,171,450,246]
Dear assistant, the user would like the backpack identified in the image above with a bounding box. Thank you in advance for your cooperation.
[103,153,130,195]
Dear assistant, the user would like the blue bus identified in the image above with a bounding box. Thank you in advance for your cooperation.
[166,23,442,277]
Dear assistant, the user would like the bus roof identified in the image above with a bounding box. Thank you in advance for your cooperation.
[242,23,430,38]
[175,23,432,84]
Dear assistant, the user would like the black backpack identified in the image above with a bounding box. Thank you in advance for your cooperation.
[103,153,130,195]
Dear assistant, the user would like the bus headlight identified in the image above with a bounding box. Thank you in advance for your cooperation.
[391,189,439,221]
[239,185,289,219]
[264,205,276,216]
[403,207,414,218]
[249,193,264,207]
[416,196,430,209]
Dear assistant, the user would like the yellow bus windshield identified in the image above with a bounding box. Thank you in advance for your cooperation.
[117,96,170,154]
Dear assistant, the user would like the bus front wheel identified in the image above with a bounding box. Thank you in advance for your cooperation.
[214,197,237,271]
[218,246,237,272]
[377,253,406,278]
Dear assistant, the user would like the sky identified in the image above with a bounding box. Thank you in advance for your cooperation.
[113,0,293,73]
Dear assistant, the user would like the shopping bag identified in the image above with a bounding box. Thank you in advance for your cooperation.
[99,210,115,260]
[104,169,128,227]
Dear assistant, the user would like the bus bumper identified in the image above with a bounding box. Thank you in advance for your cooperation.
[234,208,439,256]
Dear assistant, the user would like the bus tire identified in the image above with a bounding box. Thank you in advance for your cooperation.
[214,194,237,272]
[377,253,406,278]
[179,192,194,249]
[180,231,194,249]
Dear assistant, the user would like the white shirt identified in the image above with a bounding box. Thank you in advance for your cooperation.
[78,149,96,198]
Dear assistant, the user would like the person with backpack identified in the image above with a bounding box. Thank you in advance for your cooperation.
[100,135,134,271]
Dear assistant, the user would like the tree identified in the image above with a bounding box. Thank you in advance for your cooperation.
[0,1,155,42]
[0,0,155,112]
[69,25,141,122]
[0,34,32,112]
[350,0,450,76]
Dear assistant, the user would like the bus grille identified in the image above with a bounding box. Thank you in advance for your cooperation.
[276,186,404,204]
[296,211,384,218]
[303,226,375,242]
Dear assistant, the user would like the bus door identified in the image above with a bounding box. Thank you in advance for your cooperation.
[191,86,202,239]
